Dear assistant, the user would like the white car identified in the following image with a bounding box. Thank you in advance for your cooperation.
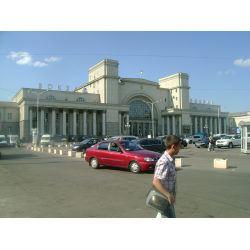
[184,135,203,144]
[216,134,241,148]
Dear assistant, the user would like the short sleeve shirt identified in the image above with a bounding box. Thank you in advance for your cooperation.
[154,151,177,197]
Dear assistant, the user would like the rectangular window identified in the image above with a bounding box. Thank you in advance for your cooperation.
[66,114,69,122]
[176,105,178,109]
[66,126,69,134]
[165,98,166,102]
[76,114,79,123]
[45,113,48,122]
[176,89,177,93]
[8,113,12,120]
[56,113,59,122]
[56,126,59,134]
[176,97,178,100]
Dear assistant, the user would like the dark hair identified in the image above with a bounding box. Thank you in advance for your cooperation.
[165,135,181,149]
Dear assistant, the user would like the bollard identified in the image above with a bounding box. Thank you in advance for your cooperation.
[76,152,83,158]
[214,158,228,169]
[175,158,182,167]
[68,151,76,157]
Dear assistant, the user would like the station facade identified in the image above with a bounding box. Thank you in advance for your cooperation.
[1,59,236,140]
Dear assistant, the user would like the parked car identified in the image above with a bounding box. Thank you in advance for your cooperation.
[40,134,54,146]
[156,135,168,141]
[132,138,166,153]
[184,135,203,144]
[195,137,210,148]
[85,140,162,173]
[69,138,101,153]
[109,135,139,141]
[216,134,241,148]
[0,135,8,147]
[7,135,20,147]
[181,138,187,148]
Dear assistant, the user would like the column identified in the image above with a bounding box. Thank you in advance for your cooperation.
[172,115,176,135]
[63,108,66,135]
[83,110,87,136]
[73,109,76,136]
[167,116,170,135]
[102,110,106,136]
[214,117,217,134]
[149,123,151,136]
[118,112,121,135]
[93,110,96,136]
[179,115,182,136]
[200,116,203,132]
[195,116,198,134]
[205,117,208,135]
[51,108,55,136]
[162,116,165,135]
[224,117,227,134]
[209,117,213,135]
[29,107,33,135]
[190,116,193,135]
[219,118,222,134]
[40,107,44,136]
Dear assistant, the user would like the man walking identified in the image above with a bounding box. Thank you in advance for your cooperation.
[153,135,181,218]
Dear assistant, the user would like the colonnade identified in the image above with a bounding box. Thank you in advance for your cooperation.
[29,107,107,137]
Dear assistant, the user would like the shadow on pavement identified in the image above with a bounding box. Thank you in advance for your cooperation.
[1,154,38,160]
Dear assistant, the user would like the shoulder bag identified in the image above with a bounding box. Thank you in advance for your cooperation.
[145,185,170,213]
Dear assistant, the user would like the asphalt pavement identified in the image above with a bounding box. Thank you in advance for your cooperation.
[0,143,250,218]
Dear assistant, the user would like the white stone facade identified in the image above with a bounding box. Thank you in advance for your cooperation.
[3,58,248,141]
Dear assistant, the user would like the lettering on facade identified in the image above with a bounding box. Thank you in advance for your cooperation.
[189,99,214,105]
[38,83,76,92]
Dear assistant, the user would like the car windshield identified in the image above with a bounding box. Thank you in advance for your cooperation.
[201,138,209,142]
[222,136,233,139]
[156,136,165,140]
[120,141,143,151]
[80,139,92,144]
[188,136,193,138]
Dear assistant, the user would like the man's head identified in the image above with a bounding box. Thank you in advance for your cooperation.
[165,135,181,156]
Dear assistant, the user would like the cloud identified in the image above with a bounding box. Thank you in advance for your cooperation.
[7,51,48,67]
[44,57,62,62]
[217,70,235,75]
[234,58,250,67]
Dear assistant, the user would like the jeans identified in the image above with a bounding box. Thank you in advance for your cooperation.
[209,143,215,152]
[157,205,176,218]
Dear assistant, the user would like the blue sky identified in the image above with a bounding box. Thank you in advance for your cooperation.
[1,31,249,113]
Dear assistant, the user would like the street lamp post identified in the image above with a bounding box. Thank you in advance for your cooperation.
[28,89,48,146]
[143,100,161,138]
[125,123,130,136]
[204,124,208,136]
[212,106,226,134]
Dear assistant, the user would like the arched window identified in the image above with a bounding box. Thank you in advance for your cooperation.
[129,100,152,119]
[45,95,56,100]
[76,97,85,102]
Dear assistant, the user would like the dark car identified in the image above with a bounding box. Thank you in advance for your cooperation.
[85,140,162,173]
[156,135,168,141]
[132,138,166,154]
[195,137,210,148]
[195,136,222,148]
[181,138,187,148]
[69,138,101,153]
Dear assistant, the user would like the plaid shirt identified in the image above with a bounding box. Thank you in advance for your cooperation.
[154,151,177,197]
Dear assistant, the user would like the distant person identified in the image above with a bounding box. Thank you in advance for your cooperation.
[25,138,28,143]
[152,135,181,218]
[209,136,215,152]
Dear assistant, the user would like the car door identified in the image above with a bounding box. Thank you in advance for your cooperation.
[234,135,241,146]
[149,139,162,152]
[107,142,125,167]
[138,139,150,150]
[94,141,110,165]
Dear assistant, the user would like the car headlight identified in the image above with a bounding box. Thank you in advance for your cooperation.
[73,146,80,149]
[144,157,155,162]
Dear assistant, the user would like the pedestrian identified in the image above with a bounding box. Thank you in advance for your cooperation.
[209,136,215,152]
[153,135,181,218]
[25,137,28,143]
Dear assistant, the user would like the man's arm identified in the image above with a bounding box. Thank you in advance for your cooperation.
[153,178,175,205]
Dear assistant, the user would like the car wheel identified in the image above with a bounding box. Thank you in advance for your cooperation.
[90,157,99,169]
[228,143,233,149]
[181,144,184,149]
[217,146,221,148]
[129,161,141,174]
[189,141,192,144]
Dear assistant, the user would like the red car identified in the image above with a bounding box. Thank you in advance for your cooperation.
[85,140,162,174]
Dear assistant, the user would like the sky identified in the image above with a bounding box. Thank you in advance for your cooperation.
[1,31,249,113]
